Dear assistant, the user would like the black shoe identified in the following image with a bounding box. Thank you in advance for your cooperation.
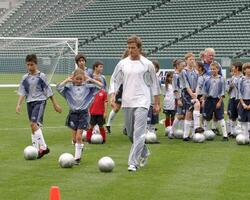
[123,128,127,135]
[195,127,205,134]
[74,158,81,165]
[37,147,50,159]
[221,137,229,141]
[212,129,220,135]
[183,137,190,141]
[106,126,111,134]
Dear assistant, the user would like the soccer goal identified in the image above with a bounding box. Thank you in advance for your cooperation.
[0,37,78,87]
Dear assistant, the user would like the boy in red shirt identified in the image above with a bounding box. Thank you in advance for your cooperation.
[86,88,108,143]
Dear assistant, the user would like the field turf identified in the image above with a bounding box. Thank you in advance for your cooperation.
[1,86,250,200]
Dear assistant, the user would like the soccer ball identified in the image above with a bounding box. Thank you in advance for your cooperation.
[58,153,75,168]
[145,130,157,143]
[24,146,38,160]
[165,126,172,136]
[233,125,243,137]
[236,134,249,145]
[193,133,205,143]
[91,133,103,144]
[174,129,183,139]
[98,156,115,172]
[82,130,87,141]
[204,130,216,141]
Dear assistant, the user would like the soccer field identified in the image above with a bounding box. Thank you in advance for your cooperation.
[1,87,250,200]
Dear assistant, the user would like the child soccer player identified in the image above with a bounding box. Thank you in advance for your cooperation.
[238,63,250,138]
[202,62,228,141]
[56,68,102,165]
[86,87,108,143]
[227,61,243,137]
[16,54,62,159]
[169,59,186,138]
[163,72,176,138]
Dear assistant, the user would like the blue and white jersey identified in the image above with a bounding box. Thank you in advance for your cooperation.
[226,77,235,99]
[232,75,243,100]
[18,71,53,103]
[172,72,181,93]
[56,82,99,111]
[196,73,209,96]
[202,75,225,98]
[181,68,198,92]
[204,62,222,76]
[238,76,250,100]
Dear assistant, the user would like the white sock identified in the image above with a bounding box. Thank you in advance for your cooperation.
[179,120,184,131]
[227,120,232,134]
[190,120,195,137]
[212,120,218,129]
[75,143,84,160]
[232,121,237,134]
[170,118,180,134]
[31,134,39,149]
[219,119,227,137]
[183,120,192,138]
[203,120,210,131]
[241,122,248,138]
[193,110,200,130]
[34,128,47,150]
[106,110,116,126]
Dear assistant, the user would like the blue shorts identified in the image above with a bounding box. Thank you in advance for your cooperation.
[147,106,159,125]
[27,100,46,126]
[227,98,239,120]
[66,110,89,130]
[203,97,224,121]
[182,90,192,112]
[238,100,250,123]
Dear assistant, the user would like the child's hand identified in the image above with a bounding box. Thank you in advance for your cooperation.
[66,76,73,82]
[216,101,221,109]
[53,103,62,113]
[16,105,21,114]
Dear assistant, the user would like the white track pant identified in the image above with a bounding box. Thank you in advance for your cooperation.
[123,107,149,167]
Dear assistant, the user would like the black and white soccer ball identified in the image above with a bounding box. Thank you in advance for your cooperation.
[91,133,103,144]
[174,129,184,139]
[193,133,205,143]
[204,130,216,141]
[233,125,243,137]
[24,146,38,160]
[145,130,157,143]
[98,156,115,172]
[58,153,75,168]
[236,134,249,145]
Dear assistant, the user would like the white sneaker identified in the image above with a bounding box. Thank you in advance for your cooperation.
[128,165,137,172]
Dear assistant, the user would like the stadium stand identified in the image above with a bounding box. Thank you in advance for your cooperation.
[0,0,249,62]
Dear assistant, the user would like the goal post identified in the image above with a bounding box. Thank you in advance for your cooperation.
[0,37,78,87]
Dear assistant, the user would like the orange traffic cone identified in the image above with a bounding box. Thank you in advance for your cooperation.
[49,186,60,200]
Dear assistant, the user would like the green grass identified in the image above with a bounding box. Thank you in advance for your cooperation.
[1,87,250,200]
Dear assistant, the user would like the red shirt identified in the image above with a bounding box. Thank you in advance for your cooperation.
[89,89,108,115]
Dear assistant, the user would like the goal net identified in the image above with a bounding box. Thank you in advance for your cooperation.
[0,37,78,87]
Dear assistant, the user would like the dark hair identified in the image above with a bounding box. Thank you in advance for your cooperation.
[173,59,185,68]
[152,60,160,72]
[232,61,242,72]
[75,53,86,64]
[92,60,103,70]
[25,54,37,64]
[196,61,205,72]
[165,71,173,90]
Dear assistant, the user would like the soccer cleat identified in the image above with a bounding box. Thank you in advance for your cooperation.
[183,137,190,141]
[106,126,111,134]
[128,165,137,172]
[221,136,229,141]
[37,147,50,159]
[140,151,151,167]
[212,129,220,135]
[74,158,81,165]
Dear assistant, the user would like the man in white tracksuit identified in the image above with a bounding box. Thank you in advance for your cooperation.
[109,35,161,172]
